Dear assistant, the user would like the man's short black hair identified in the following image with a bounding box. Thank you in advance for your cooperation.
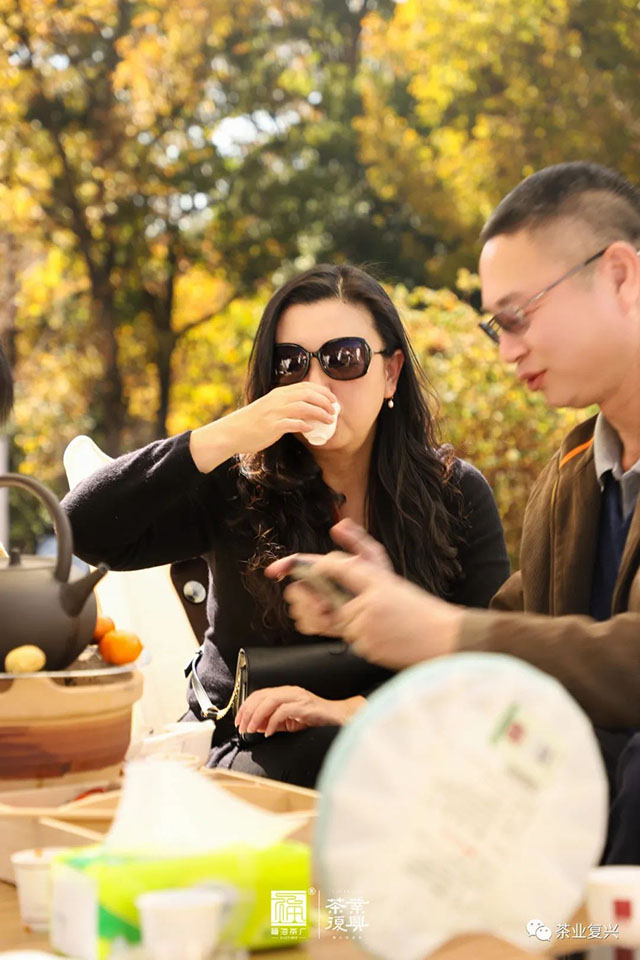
[481,162,640,249]
[0,340,13,427]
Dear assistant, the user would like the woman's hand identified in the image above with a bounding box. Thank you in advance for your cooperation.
[265,520,393,638]
[234,686,366,738]
[190,383,338,472]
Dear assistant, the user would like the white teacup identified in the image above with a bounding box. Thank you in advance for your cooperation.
[11,846,70,932]
[306,401,340,446]
[587,865,640,947]
[128,720,215,765]
[136,886,232,960]
[162,721,215,765]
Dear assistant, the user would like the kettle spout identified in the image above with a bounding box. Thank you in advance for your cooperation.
[60,563,109,618]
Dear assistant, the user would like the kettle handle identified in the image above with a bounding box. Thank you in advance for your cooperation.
[0,473,73,583]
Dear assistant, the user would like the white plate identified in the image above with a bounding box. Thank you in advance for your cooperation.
[0,647,150,680]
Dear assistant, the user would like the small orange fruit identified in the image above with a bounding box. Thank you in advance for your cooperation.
[98,630,143,665]
[93,615,116,642]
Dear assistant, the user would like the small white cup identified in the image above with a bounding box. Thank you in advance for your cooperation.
[128,721,215,765]
[11,846,70,932]
[587,865,640,947]
[306,401,340,446]
[136,887,230,960]
[162,721,215,765]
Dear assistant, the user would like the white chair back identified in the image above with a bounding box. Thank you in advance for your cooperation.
[63,436,199,734]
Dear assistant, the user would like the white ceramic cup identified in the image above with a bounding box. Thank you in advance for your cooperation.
[306,401,340,446]
[587,865,640,947]
[136,887,230,960]
[161,721,215,765]
[128,721,214,765]
[11,846,70,932]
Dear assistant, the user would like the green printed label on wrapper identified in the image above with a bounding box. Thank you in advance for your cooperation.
[51,842,311,959]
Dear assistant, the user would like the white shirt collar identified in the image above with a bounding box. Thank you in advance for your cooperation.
[593,412,640,520]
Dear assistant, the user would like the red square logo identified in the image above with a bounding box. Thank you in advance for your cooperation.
[507,722,524,743]
[614,898,632,920]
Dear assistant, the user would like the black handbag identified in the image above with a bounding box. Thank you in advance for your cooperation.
[186,642,393,743]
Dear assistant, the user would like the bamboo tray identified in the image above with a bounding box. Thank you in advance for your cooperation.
[0,767,318,882]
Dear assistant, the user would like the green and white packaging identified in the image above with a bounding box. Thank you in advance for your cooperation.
[50,841,311,960]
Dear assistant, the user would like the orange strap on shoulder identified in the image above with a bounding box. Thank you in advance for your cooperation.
[559,438,594,470]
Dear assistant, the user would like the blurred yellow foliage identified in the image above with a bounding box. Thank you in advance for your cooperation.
[357,0,640,282]
[173,267,234,334]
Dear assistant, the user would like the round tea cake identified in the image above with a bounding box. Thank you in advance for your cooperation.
[315,653,607,960]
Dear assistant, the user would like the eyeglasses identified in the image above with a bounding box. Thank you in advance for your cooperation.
[479,246,609,344]
[273,336,389,385]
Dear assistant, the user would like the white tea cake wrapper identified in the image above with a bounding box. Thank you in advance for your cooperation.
[316,653,607,960]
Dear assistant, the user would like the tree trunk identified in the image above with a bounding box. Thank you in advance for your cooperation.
[156,323,176,440]
[0,233,20,545]
[152,237,178,439]
[91,278,126,456]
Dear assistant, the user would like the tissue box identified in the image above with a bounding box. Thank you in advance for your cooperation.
[50,842,312,959]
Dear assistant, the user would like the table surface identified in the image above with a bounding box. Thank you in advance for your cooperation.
[1,879,594,958]
[0,879,361,957]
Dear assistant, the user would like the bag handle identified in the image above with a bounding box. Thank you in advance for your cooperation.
[185,648,246,722]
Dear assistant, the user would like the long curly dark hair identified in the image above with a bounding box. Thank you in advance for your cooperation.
[234,264,463,638]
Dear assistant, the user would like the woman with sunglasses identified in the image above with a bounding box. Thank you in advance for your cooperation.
[63,264,509,786]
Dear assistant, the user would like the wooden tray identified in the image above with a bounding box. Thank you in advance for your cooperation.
[0,767,318,882]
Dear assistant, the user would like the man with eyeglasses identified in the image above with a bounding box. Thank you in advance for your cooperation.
[270,161,640,864]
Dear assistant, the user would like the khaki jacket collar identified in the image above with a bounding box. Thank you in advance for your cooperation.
[617,493,640,612]
[550,417,599,615]
[550,414,640,615]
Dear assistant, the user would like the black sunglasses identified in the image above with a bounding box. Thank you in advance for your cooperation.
[273,337,389,385]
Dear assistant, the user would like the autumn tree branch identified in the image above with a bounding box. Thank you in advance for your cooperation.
[174,293,237,340]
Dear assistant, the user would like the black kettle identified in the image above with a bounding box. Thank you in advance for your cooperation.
[0,473,107,672]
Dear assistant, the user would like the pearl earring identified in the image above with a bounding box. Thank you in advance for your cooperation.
[387,397,395,409]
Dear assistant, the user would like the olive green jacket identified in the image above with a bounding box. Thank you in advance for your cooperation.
[458,414,640,726]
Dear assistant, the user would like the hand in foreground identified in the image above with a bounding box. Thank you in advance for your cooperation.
[265,519,393,638]
[234,686,365,738]
[278,553,463,671]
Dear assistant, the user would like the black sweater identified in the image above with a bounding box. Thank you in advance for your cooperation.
[62,431,509,763]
